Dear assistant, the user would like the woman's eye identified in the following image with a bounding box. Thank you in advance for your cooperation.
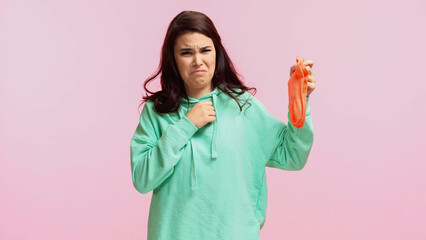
[180,49,210,56]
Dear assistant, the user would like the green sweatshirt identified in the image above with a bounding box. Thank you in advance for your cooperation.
[130,86,314,240]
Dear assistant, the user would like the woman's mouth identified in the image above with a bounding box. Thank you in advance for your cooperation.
[191,70,207,75]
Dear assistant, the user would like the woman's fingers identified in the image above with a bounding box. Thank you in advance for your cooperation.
[306,75,315,96]
[303,59,315,96]
[304,60,314,68]
[305,66,314,76]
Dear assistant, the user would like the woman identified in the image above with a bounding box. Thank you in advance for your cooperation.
[130,10,315,240]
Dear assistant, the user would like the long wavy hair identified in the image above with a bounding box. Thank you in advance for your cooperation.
[139,10,256,113]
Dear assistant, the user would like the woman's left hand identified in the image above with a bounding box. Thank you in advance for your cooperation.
[290,59,316,97]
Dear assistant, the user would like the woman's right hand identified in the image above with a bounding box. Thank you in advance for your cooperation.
[185,101,216,129]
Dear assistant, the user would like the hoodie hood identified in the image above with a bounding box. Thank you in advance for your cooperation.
[176,87,223,191]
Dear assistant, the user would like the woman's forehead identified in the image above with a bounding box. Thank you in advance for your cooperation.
[175,32,213,49]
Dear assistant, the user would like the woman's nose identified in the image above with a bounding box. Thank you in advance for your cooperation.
[192,54,203,66]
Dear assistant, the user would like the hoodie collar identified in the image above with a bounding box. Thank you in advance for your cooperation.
[177,87,222,190]
[181,86,222,104]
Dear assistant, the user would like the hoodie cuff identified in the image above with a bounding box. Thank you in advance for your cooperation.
[161,115,199,151]
[176,115,199,138]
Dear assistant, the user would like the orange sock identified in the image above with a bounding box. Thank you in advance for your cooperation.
[288,55,309,128]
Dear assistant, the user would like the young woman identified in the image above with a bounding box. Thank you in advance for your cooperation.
[130,10,316,240]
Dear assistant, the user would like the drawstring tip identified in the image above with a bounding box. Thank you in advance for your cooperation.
[191,184,198,190]
[212,151,218,159]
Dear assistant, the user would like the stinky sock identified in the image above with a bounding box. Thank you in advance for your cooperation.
[288,55,309,128]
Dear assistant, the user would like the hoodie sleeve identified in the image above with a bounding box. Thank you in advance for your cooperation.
[130,101,199,194]
[266,96,314,171]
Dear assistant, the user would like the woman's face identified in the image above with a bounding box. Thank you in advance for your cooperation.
[174,32,216,96]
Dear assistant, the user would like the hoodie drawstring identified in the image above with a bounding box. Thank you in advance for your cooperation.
[211,93,218,160]
[190,139,198,190]
[176,87,221,191]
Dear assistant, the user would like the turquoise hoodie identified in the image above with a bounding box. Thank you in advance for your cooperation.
[130,87,314,240]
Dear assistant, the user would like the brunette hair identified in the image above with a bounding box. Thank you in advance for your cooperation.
[139,10,256,113]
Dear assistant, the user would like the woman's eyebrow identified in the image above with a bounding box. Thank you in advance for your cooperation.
[179,46,212,51]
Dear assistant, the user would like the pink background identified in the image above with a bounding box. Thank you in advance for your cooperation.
[1,0,425,239]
